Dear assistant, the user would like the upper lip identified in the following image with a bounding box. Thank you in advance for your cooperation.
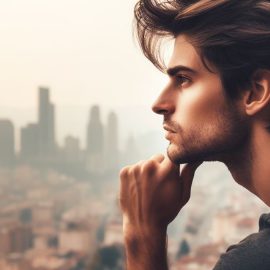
[163,124,176,133]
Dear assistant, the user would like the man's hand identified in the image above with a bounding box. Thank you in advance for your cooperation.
[119,154,202,270]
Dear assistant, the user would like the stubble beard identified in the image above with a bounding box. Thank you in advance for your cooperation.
[166,104,250,165]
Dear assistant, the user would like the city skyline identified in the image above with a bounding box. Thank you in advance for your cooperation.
[2,87,121,153]
[0,88,165,154]
[0,100,166,164]
[0,85,166,176]
[0,87,124,176]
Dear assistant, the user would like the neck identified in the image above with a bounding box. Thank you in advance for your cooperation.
[224,123,270,207]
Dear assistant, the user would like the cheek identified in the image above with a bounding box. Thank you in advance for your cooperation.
[173,83,226,126]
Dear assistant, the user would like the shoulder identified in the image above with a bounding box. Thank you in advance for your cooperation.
[213,213,270,270]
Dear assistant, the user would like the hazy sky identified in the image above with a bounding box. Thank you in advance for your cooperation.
[0,0,167,108]
[0,0,173,149]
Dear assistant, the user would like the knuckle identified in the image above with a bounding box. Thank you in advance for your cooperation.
[133,164,141,176]
[119,166,131,179]
[142,160,157,172]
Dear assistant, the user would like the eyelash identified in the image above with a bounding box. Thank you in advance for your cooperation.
[174,74,191,87]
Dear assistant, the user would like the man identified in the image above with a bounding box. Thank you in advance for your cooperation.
[119,0,270,269]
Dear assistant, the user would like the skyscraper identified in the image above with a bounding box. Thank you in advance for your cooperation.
[86,105,104,173]
[38,87,55,157]
[64,135,81,163]
[20,123,39,160]
[105,111,119,172]
[0,119,15,166]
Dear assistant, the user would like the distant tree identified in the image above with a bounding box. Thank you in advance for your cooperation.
[72,259,86,270]
[176,239,191,259]
[89,244,124,270]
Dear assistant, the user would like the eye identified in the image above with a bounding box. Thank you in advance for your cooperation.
[174,74,191,87]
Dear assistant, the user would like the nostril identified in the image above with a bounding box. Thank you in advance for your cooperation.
[152,104,166,115]
[152,101,172,115]
[156,109,169,115]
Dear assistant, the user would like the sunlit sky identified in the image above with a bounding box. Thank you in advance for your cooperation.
[0,0,172,148]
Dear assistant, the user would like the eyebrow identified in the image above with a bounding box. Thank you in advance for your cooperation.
[166,65,197,77]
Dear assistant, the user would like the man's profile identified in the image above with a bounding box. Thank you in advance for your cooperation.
[119,0,270,269]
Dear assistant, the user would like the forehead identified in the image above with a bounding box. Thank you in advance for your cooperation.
[168,35,205,72]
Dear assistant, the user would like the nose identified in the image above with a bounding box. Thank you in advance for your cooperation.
[152,86,175,115]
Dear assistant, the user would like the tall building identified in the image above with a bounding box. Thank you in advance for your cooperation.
[0,119,15,166]
[20,123,39,160]
[63,135,81,163]
[38,87,55,157]
[86,105,104,173]
[105,111,119,172]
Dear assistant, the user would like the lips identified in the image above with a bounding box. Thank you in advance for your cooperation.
[163,124,176,133]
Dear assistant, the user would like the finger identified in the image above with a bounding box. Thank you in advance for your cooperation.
[133,160,145,178]
[161,155,180,175]
[119,165,132,210]
[150,153,165,163]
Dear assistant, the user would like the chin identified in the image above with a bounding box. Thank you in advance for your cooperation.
[167,143,205,164]
[167,144,186,164]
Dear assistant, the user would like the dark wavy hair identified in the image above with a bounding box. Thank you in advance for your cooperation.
[134,0,270,99]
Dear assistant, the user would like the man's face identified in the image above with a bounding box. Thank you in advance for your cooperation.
[152,35,249,164]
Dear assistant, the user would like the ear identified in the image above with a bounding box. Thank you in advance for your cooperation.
[244,69,270,116]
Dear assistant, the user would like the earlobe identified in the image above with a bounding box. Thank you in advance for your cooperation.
[244,70,270,116]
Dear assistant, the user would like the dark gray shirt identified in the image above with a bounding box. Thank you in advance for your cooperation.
[213,212,270,270]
